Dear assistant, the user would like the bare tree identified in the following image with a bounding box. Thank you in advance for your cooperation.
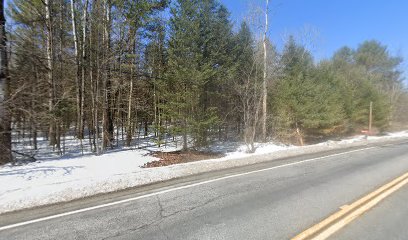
[262,0,269,142]
[45,0,57,147]
[0,0,11,163]
[125,25,137,147]
[236,46,264,153]
[242,67,263,152]
[70,0,82,141]
[80,0,89,143]
[102,0,113,150]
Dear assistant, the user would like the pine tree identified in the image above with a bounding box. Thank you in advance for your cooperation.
[166,0,234,149]
[354,40,403,125]
[145,17,167,146]
[273,36,345,144]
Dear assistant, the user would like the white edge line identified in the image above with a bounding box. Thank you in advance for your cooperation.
[0,146,376,231]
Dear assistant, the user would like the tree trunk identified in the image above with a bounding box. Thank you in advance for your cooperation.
[126,29,136,147]
[295,122,304,146]
[94,24,101,155]
[183,117,188,151]
[262,0,269,142]
[102,0,113,150]
[70,0,82,140]
[88,15,98,154]
[45,0,57,147]
[79,0,89,142]
[32,66,39,151]
[126,73,133,147]
[56,0,64,153]
[0,0,11,164]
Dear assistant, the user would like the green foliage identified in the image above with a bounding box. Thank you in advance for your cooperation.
[272,42,346,140]
[165,0,235,148]
[332,42,396,132]
[355,40,402,73]
[7,0,404,155]
[342,74,390,131]
[271,37,398,143]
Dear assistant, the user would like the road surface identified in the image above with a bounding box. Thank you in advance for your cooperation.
[333,169,408,240]
[1,140,408,240]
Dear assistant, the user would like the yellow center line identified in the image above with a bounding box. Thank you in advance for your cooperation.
[292,171,408,240]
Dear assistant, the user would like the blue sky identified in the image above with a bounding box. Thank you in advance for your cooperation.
[221,0,408,78]
[6,0,407,81]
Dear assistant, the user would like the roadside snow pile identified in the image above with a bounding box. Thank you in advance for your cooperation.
[373,130,408,138]
[223,142,296,159]
[1,130,407,214]
[317,130,408,146]
[0,149,160,213]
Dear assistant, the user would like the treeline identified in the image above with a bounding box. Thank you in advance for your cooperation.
[2,0,407,162]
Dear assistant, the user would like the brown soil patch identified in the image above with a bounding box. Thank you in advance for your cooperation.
[142,150,225,168]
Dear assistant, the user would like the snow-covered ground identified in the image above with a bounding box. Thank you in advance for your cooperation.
[1,131,408,214]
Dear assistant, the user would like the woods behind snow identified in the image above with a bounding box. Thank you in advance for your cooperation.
[3,0,407,163]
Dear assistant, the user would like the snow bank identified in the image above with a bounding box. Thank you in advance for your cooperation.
[1,131,407,214]
[0,150,159,213]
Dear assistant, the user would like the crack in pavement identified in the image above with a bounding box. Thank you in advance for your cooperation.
[102,193,229,239]
[157,195,165,219]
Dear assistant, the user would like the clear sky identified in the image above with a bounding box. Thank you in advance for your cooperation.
[5,0,407,81]
[220,0,408,78]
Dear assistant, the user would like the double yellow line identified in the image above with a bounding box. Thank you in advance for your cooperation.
[292,171,408,240]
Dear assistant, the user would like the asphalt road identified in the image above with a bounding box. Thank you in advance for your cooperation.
[1,140,408,240]
[333,170,408,240]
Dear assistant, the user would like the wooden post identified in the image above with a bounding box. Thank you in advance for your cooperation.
[368,101,373,135]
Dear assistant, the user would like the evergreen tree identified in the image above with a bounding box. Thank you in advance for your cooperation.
[273,36,345,144]
[2,0,406,162]
[354,40,403,124]
[166,0,202,150]
[166,0,234,149]
[145,17,168,146]
[332,47,391,132]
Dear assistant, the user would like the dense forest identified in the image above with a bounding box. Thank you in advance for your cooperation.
[0,0,407,164]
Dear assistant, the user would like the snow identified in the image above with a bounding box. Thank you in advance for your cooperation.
[1,130,408,214]
[223,142,297,159]
[0,149,159,213]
